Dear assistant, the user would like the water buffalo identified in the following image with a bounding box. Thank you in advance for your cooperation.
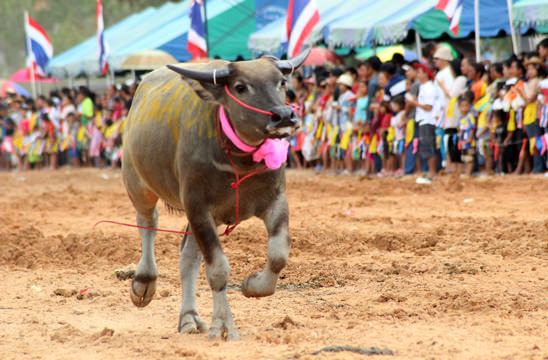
[122,50,310,340]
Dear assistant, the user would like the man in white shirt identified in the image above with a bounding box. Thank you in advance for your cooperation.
[433,46,455,127]
[407,63,437,184]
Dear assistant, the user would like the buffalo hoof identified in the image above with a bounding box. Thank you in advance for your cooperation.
[130,278,156,307]
[178,312,208,334]
[208,318,239,341]
[241,272,275,298]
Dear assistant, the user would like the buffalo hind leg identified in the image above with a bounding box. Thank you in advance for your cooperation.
[178,228,207,334]
[130,207,159,307]
[242,195,289,298]
[124,169,160,308]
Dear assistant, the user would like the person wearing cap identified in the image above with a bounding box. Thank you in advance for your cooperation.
[407,63,437,184]
[433,46,455,129]
[333,73,355,174]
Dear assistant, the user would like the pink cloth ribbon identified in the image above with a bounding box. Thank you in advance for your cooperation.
[219,106,289,170]
[252,138,289,169]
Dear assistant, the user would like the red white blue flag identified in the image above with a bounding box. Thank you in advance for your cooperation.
[188,0,207,59]
[97,0,109,76]
[24,12,53,76]
[285,0,320,57]
[436,0,463,36]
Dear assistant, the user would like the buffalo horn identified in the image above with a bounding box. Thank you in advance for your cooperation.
[275,48,311,75]
[166,64,232,85]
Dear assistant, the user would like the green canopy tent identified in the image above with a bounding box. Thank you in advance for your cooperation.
[512,0,548,34]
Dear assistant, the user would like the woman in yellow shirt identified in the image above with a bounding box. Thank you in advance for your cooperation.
[516,57,545,173]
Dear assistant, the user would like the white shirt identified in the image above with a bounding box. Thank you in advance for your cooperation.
[416,80,437,126]
[391,111,405,141]
[434,66,455,119]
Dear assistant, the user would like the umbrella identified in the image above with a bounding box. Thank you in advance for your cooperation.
[9,68,58,83]
[356,45,417,62]
[0,80,31,97]
[120,49,178,70]
[303,47,341,66]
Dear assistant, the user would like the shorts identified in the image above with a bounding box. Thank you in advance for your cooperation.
[68,148,81,159]
[418,124,436,159]
[445,128,461,163]
[461,148,475,163]
[393,139,405,155]
[382,130,390,158]
[524,122,540,139]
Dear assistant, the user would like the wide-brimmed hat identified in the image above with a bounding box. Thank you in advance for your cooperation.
[337,73,354,88]
[433,46,453,61]
[524,56,544,67]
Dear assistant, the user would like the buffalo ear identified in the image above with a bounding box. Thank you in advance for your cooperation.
[166,63,234,101]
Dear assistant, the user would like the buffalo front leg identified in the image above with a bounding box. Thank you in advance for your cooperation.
[242,195,290,298]
[187,209,238,341]
[178,227,207,334]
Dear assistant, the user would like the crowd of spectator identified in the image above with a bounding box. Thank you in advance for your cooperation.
[0,83,136,170]
[287,39,548,183]
[2,39,548,183]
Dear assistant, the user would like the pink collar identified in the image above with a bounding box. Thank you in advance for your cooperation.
[218,105,289,170]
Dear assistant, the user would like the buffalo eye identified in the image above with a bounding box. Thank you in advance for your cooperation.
[234,83,246,94]
[280,79,287,88]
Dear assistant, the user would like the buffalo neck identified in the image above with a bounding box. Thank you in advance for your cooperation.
[214,105,267,173]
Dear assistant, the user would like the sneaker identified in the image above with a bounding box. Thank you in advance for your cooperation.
[416,176,432,185]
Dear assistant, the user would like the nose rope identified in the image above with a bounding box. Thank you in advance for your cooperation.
[224,85,274,116]
[223,85,301,118]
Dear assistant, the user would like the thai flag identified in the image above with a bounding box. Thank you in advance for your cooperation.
[97,0,109,76]
[24,12,53,76]
[286,0,320,58]
[436,0,463,36]
[188,0,208,59]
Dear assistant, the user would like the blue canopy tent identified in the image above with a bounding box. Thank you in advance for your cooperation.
[326,0,529,49]
[326,0,436,48]
[50,0,288,77]
[48,6,158,77]
[247,0,364,56]
[413,0,519,40]
[49,2,191,77]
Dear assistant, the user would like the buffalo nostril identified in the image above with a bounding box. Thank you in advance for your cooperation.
[270,113,282,123]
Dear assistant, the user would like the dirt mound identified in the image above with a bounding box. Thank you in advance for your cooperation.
[0,226,180,268]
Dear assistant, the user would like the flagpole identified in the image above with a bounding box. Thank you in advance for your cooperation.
[203,0,209,58]
[474,0,480,62]
[415,31,423,60]
[24,11,37,99]
[506,0,519,55]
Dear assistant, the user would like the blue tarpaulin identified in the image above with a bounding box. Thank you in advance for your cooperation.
[248,0,363,55]
[49,0,288,77]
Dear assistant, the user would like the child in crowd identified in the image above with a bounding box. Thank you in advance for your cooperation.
[389,96,406,176]
[352,81,368,172]
[333,73,355,174]
[491,109,506,174]
[457,92,476,177]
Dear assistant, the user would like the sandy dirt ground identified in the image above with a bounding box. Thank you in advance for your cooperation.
[0,168,547,360]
